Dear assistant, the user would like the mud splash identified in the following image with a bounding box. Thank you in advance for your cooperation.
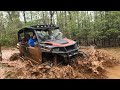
[0,46,119,79]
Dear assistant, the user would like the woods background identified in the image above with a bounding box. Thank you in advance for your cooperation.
[0,11,120,47]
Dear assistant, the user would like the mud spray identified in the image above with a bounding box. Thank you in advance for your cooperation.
[0,46,119,79]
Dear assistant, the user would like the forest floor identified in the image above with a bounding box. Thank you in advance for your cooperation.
[0,46,120,79]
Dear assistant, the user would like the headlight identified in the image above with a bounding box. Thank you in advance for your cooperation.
[17,43,20,49]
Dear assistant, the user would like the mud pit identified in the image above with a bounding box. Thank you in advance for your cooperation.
[0,47,119,79]
[2,48,19,60]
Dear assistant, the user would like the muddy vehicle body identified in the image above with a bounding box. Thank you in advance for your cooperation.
[17,25,79,65]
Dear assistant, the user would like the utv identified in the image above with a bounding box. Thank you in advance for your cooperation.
[17,25,79,65]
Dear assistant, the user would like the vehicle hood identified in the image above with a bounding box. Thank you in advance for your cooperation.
[43,38,76,46]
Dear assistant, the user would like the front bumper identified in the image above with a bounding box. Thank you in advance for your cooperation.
[52,49,78,57]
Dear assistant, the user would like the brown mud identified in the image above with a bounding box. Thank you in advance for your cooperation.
[0,46,119,79]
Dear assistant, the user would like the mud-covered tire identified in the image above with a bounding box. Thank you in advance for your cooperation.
[42,52,54,63]
[19,46,24,57]
[42,53,44,63]
[42,53,47,63]
[64,57,69,64]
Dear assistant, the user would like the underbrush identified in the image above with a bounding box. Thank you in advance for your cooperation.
[0,33,17,47]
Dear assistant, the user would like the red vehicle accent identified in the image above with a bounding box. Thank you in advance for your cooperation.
[44,38,75,47]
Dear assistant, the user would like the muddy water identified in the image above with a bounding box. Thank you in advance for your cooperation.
[97,49,120,79]
[106,65,120,79]
[1,48,120,79]
[1,48,19,60]
[0,48,27,79]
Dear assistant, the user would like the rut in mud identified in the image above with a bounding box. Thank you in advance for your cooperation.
[0,46,119,79]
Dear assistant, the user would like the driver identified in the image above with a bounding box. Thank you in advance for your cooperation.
[28,35,37,47]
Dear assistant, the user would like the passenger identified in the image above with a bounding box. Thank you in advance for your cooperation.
[55,29,63,39]
[25,34,30,41]
[48,30,54,39]
[39,31,46,41]
[28,35,37,47]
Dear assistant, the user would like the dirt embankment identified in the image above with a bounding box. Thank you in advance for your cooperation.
[0,46,119,79]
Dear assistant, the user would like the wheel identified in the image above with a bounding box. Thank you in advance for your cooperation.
[64,57,69,65]
[42,53,47,63]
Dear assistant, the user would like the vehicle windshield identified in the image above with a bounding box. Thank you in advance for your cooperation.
[36,29,63,41]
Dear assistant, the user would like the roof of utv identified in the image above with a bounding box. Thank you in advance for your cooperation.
[18,25,59,34]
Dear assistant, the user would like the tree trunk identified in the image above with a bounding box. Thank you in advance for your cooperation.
[0,44,2,61]
[7,11,13,22]
[68,11,72,38]
[64,11,67,27]
[42,11,46,24]
[76,11,80,29]
[49,11,55,24]
[30,11,33,21]
[56,11,59,25]
[22,11,27,23]
[68,11,72,20]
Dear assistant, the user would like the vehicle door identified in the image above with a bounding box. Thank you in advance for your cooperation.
[28,45,42,64]
[27,31,42,64]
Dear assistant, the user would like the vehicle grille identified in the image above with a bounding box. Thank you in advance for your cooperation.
[59,44,77,52]
[59,47,66,52]
[65,44,76,51]
[69,50,78,56]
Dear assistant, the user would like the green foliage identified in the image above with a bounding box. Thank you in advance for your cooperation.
[0,34,17,46]
[1,11,120,47]
[105,29,120,39]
